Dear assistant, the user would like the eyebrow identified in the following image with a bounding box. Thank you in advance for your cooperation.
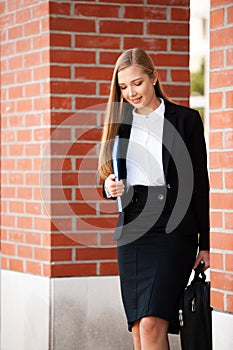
[118,76,143,85]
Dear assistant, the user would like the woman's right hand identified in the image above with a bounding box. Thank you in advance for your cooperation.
[105,174,125,197]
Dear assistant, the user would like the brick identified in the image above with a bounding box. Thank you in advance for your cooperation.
[99,51,121,64]
[8,85,23,99]
[210,111,233,129]
[50,65,71,79]
[210,50,224,69]
[100,233,116,247]
[34,247,50,261]
[16,69,32,83]
[74,3,120,18]
[226,254,233,271]
[50,1,70,15]
[18,245,33,258]
[9,201,24,213]
[225,131,233,148]
[16,38,32,53]
[75,97,107,110]
[211,232,233,250]
[225,213,233,229]
[99,82,110,96]
[76,157,98,171]
[50,233,83,246]
[212,0,233,7]
[211,271,233,291]
[24,20,40,36]
[210,211,223,228]
[226,48,233,66]
[26,261,41,275]
[225,173,233,189]
[50,17,95,32]
[9,230,24,243]
[25,144,40,156]
[1,42,17,56]
[8,55,23,70]
[148,22,189,36]
[76,217,116,231]
[100,20,143,34]
[210,8,224,28]
[76,247,117,261]
[8,25,23,40]
[171,8,189,21]
[76,172,98,186]
[75,67,112,81]
[51,158,72,170]
[15,8,31,23]
[51,248,72,261]
[51,81,95,95]
[147,0,188,3]
[2,243,16,255]
[226,91,233,108]
[9,258,24,272]
[76,34,120,49]
[33,33,49,50]
[31,2,49,17]
[34,217,51,231]
[51,96,72,110]
[171,38,189,52]
[50,33,71,47]
[211,69,233,89]
[210,290,224,310]
[227,5,233,24]
[52,217,72,232]
[124,6,166,20]
[1,257,8,269]
[25,232,41,245]
[210,252,223,269]
[100,262,118,275]
[211,27,233,48]
[151,53,189,67]
[33,66,50,80]
[209,171,223,188]
[76,187,101,201]
[210,151,233,169]
[210,193,233,209]
[209,92,223,109]
[50,263,97,277]
[1,215,16,227]
[124,37,167,51]
[226,294,233,313]
[209,131,222,148]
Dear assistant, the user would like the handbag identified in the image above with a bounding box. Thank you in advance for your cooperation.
[179,262,213,350]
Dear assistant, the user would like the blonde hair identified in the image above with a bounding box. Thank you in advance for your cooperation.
[98,48,170,179]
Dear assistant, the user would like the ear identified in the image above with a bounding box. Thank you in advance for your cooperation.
[153,71,158,85]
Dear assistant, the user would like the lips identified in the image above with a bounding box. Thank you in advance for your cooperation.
[131,97,142,104]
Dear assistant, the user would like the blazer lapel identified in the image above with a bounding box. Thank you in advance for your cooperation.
[117,105,133,181]
[162,100,178,178]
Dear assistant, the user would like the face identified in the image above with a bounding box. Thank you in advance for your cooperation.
[118,64,157,114]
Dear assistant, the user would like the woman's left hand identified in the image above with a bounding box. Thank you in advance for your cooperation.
[193,250,210,271]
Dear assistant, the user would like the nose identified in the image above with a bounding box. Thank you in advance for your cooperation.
[128,86,136,97]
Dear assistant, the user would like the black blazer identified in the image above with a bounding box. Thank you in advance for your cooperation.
[103,100,210,250]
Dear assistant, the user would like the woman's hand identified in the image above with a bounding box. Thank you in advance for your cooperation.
[105,174,125,197]
[193,250,210,271]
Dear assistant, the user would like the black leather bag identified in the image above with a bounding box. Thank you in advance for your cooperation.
[179,262,213,350]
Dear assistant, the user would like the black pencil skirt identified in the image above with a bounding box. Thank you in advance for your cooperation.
[117,185,198,333]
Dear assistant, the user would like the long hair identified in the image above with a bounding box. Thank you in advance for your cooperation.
[98,48,170,180]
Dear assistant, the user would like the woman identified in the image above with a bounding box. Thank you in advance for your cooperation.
[98,48,210,350]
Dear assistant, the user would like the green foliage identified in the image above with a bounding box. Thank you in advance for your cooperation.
[190,60,205,96]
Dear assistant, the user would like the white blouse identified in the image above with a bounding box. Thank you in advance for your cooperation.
[126,98,165,186]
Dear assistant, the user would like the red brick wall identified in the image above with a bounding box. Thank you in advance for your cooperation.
[1,0,191,278]
[1,0,51,276]
[209,0,233,312]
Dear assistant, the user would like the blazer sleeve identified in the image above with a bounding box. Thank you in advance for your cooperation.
[188,111,210,251]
